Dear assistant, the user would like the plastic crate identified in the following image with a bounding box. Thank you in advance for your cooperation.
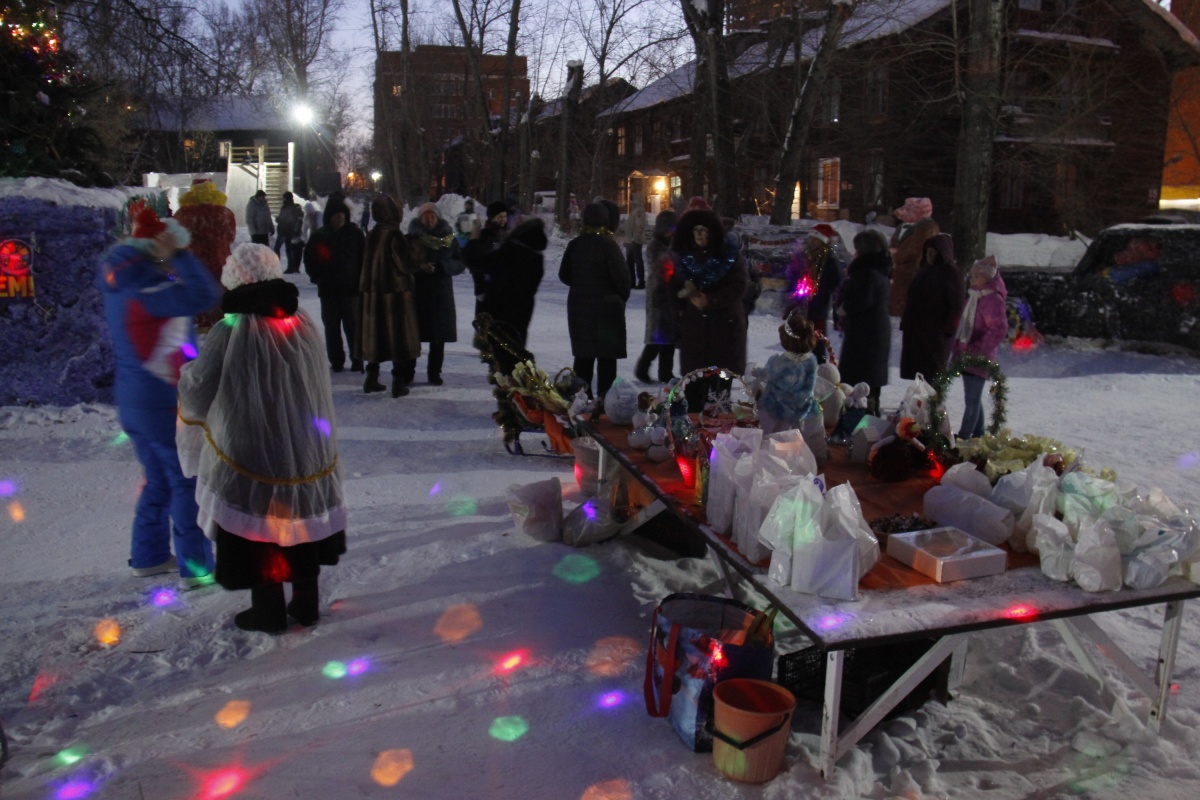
[777,638,949,719]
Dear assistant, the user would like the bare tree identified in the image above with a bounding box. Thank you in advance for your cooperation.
[679,0,737,217]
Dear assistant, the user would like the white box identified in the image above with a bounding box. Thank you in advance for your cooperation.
[886,527,1008,583]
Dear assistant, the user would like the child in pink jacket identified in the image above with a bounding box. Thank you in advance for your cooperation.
[952,256,1008,440]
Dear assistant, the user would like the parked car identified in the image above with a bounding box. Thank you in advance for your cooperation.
[1003,223,1200,350]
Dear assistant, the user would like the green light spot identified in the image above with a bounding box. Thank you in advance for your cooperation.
[488,716,529,742]
[322,661,347,679]
[447,497,477,517]
[110,431,129,446]
[55,744,88,766]
[552,554,601,584]
[223,313,239,327]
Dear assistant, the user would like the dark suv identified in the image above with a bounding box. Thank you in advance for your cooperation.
[1003,223,1200,350]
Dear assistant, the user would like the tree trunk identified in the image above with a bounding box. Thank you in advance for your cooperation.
[705,28,739,219]
[952,0,1004,268]
[557,61,584,226]
[770,1,853,225]
[491,0,523,200]
[518,94,534,211]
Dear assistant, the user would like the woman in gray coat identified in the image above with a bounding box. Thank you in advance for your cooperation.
[559,202,631,399]
[634,210,678,383]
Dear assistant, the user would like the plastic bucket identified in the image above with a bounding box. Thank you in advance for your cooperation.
[712,678,795,784]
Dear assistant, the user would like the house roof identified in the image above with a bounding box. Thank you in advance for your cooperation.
[139,96,292,133]
[536,77,636,121]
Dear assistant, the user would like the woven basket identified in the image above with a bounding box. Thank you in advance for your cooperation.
[664,367,759,459]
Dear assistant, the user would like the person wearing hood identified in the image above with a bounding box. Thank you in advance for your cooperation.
[245,190,275,246]
[634,210,679,383]
[559,202,631,400]
[888,197,940,317]
[951,256,1008,439]
[97,200,221,588]
[274,191,305,273]
[837,229,893,415]
[464,200,510,315]
[476,217,549,348]
[355,195,423,397]
[900,232,965,381]
[303,193,365,372]
[408,202,465,385]
[176,243,347,633]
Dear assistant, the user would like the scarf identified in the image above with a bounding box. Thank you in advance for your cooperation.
[955,288,993,344]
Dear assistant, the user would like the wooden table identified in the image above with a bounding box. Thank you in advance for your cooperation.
[576,417,1200,777]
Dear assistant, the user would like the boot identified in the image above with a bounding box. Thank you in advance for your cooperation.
[363,365,386,394]
[287,578,320,626]
[657,347,677,383]
[427,373,444,386]
[391,371,410,398]
[234,583,287,634]
[634,347,655,384]
[351,359,364,373]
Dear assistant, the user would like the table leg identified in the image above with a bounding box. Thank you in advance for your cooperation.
[708,548,741,602]
[947,637,970,694]
[820,650,846,779]
[1151,600,1185,732]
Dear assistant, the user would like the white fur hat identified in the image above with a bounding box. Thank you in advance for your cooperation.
[221,243,282,290]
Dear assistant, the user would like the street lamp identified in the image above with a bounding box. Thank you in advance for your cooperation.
[291,103,315,197]
[292,103,314,126]
[370,170,382,187]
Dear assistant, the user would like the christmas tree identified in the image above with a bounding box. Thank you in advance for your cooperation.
[1,1,101,178]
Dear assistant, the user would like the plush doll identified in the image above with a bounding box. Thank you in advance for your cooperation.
[815,362,845,429]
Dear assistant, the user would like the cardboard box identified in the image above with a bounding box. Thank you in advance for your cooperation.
[886,527,1007,583]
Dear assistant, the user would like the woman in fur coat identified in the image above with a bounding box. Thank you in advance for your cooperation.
[177,243,347,634]
[899,233,965,381]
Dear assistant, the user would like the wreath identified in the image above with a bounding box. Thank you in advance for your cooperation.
[929,355,1007,453]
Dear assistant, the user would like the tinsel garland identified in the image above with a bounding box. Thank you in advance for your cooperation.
[472,314,536,443]
[579,225,613,237]
[420,234,455,250]
[929,355,1007,453]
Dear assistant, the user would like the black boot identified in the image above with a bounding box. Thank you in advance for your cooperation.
[391,370,410,398]
[658,346,677,383]
[351,359,364,373]
[364,365,386,394]
[634,346,655,383]
[234,583,287,634]
[287,578,320,626]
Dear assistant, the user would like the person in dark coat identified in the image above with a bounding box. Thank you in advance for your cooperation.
[900,232,965,381]
[634,210,679,383]
[355,195,422,398]
[303,193,365,372]
[464,201,508,315]
[559,202,631,399]
[668,208,749,382]
[476,217,548,348]
[838,229,893,415]
[274,191,305,273]
[408,202,464,385]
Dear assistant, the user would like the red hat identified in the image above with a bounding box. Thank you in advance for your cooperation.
[808,223,837,244]
[686,195,711,211]
[128,200,166,239]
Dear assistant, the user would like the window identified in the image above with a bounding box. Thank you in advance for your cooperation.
[669,174,682,202]
[616,126,626,156]
[817,157,841,209]
[998,163,1024,209]
[634,125,643,156]
[865,65,888,117]
[391,85,403,96]
[864,151,884,207]
[826,76,841,124]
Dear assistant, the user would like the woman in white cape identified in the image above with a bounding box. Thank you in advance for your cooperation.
[177,243,347,633]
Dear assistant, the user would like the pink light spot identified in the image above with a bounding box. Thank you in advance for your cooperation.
[151,589,177,607]
[1177,453,1198,470]
[202,768,246,799]
[347,658,370,675]
[598,691,625,708]
[0,479,16,496]
[57,781,94,800]
[1012,335,1037,352]
[181,342,197,359]
[429,482,442,496]
[497,651,526,674]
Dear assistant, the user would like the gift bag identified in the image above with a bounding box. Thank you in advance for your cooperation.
[707,429,763,534]
[562,495,621,546]
[990,459,1059,552]
[923,484,1014,547]
[1071,519,1122,592]
[506,477,563,542]
[732,453,791,561]
[1032,513,1073,581]
[764,428,818,476]
[899,373,937,427]
[790,484,879,600]
[760,478,825,587]
[644,593,776,752]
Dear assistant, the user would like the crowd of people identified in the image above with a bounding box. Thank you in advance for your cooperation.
[98,184,1008,634]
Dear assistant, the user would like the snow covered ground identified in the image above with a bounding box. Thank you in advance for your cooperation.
[2,228,1200,800]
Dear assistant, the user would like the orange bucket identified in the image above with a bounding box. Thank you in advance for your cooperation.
[712,678,795,783]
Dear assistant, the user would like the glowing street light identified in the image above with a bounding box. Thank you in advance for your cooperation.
[292,104,314,126]
[370,170,382,183]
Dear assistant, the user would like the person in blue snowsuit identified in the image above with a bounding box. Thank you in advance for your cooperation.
[98,201,221,586]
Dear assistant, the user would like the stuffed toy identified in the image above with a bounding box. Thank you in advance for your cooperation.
[815,362,845,429]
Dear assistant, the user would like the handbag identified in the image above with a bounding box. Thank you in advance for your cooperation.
[643,593,776,752]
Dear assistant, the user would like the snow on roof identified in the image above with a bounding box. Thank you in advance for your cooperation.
[0,177,160,210]
[140,96,291,133]
[994,135,1116,147]
[1014,28,1120,49]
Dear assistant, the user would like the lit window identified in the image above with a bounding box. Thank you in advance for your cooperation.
[817,157,841,209]
[616,126,626,156]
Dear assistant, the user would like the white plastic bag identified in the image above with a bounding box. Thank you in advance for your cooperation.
[732,453,795,562]
[990,459,1060,552]
[706,428,763,535]
[923,484,1014,547]
[1032,514,1073,582]
[1123,548,1171,590]
[1057,472,1119,536]
[1071,519,1123,592]
[943,462,992,499]
[506,477,563,542]
[562,495,621,547]
[899,373,937,427]
[790,484,879,600]
[602,377,640,425]
[760,478,825,587]
[764,428,818,477]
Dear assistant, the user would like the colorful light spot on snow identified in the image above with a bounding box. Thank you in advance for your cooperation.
[322,661,348,679]
[56,780,94,800]
[428,481,442,496]
[434,603,483,643]
[447,497,477,516]
[496,650,527,674]
[215,700,250,728]
[200,767,246,799]
[370,749,414,787]
[597,691,625,709]
[8,501,25,522]
[150,588,177,607]
[552,553,601,584]
[1171,683,1180,695]
[1011,335,1037,353]
[109,431,129,446]
[0,479,16,496]
[586,636,641,676]
[94,619,120,646]
[312,416,331,437]
[582,500,597,521]
[347,658,371,675]
[1177,452,1198,470]
[817,613,852,631]
[29,671,55,702]
[488,716,529,742]
[581,779,632,800]
[55,744,89,766]
[180,341,198,359]
[1003,603,1037,620]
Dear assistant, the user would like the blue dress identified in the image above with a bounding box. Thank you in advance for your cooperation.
[758,351,820,427]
